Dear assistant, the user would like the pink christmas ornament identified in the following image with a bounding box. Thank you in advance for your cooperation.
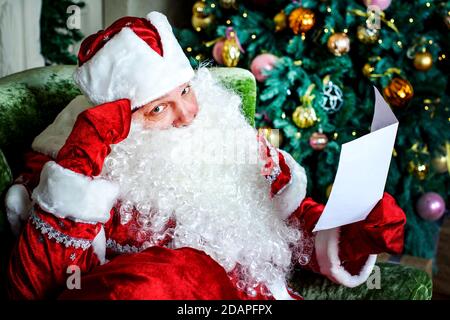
[416,192,446,221]
[212,40,225,65]
[250,53,278,82]
[363,0,392,11]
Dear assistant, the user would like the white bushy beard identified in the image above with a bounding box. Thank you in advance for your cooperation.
[101,67,306,296]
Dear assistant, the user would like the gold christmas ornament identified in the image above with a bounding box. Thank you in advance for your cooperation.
[192,1,214,31]
[383,78,414,108]
[431,155,448,173]
[356,25,379,44]
[222,36,240,67]
[274,11,287,32]
[327,32,350,56]
[192,1,207,17]
[192,14,214,31]
[431,143,450,173]
[258,127,283,148]
[362,63,375,77]
[293,84,317,128]
[445,15,450,29]
[288,8,315,35]
[413,51,433,71]
[408,160,429,180]
[309,132,328,151]
[220,0,237,9]
[292,106,317,128]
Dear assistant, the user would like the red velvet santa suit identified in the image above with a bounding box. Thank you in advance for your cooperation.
[5,100,405,299]
[4,12,406,300]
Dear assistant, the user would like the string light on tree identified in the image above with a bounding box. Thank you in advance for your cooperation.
[195,53,206,62]
[178,0,450,260]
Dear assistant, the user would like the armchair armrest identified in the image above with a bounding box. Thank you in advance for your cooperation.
[210,67,256,127]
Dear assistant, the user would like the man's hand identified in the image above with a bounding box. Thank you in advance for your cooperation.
[257,134,292,197]
[339,192,406,262]
[56,99,131,177]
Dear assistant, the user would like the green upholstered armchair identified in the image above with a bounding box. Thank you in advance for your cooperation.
[0,66,432,300]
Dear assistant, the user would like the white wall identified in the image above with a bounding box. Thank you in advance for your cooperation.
[0,0,192,77]
[0,0,45,77]
[79,0,191,56]
[103,0,192,28]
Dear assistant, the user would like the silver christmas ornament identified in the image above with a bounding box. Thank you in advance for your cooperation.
[320,81,343,114]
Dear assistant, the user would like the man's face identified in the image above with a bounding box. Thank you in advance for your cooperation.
[131,82,199,129]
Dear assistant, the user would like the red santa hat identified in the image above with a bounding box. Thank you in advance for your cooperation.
[74,11,195,110]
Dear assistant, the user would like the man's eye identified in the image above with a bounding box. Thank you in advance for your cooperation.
[181,85,191,96]
[151,105,166,114]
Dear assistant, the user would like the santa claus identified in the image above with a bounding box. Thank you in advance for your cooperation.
[5,11,406,300]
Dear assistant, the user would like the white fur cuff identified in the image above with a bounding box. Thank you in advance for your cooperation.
[32,161,119,223]
[273,150,307,220]
[5,184,32,235]
[315,227,377,288]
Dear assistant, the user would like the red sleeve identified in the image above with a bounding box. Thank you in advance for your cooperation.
[287,193,405,288]
[7,207,106,299]
[7,149,117,299]
[14,150,53,194]
[7,99,130,299]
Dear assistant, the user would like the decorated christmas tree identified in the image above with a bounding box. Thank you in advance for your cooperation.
[176,0,449,260]
[40,0,85,65]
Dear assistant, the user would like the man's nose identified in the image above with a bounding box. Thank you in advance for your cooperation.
[173,101,198,128]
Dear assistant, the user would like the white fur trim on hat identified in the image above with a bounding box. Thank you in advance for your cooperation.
[73,11,195,110]
[273,150,307,220]
[314,227,377,288]
[31,161,119,223]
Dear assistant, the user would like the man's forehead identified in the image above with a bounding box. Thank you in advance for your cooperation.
[153,82,189,102]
